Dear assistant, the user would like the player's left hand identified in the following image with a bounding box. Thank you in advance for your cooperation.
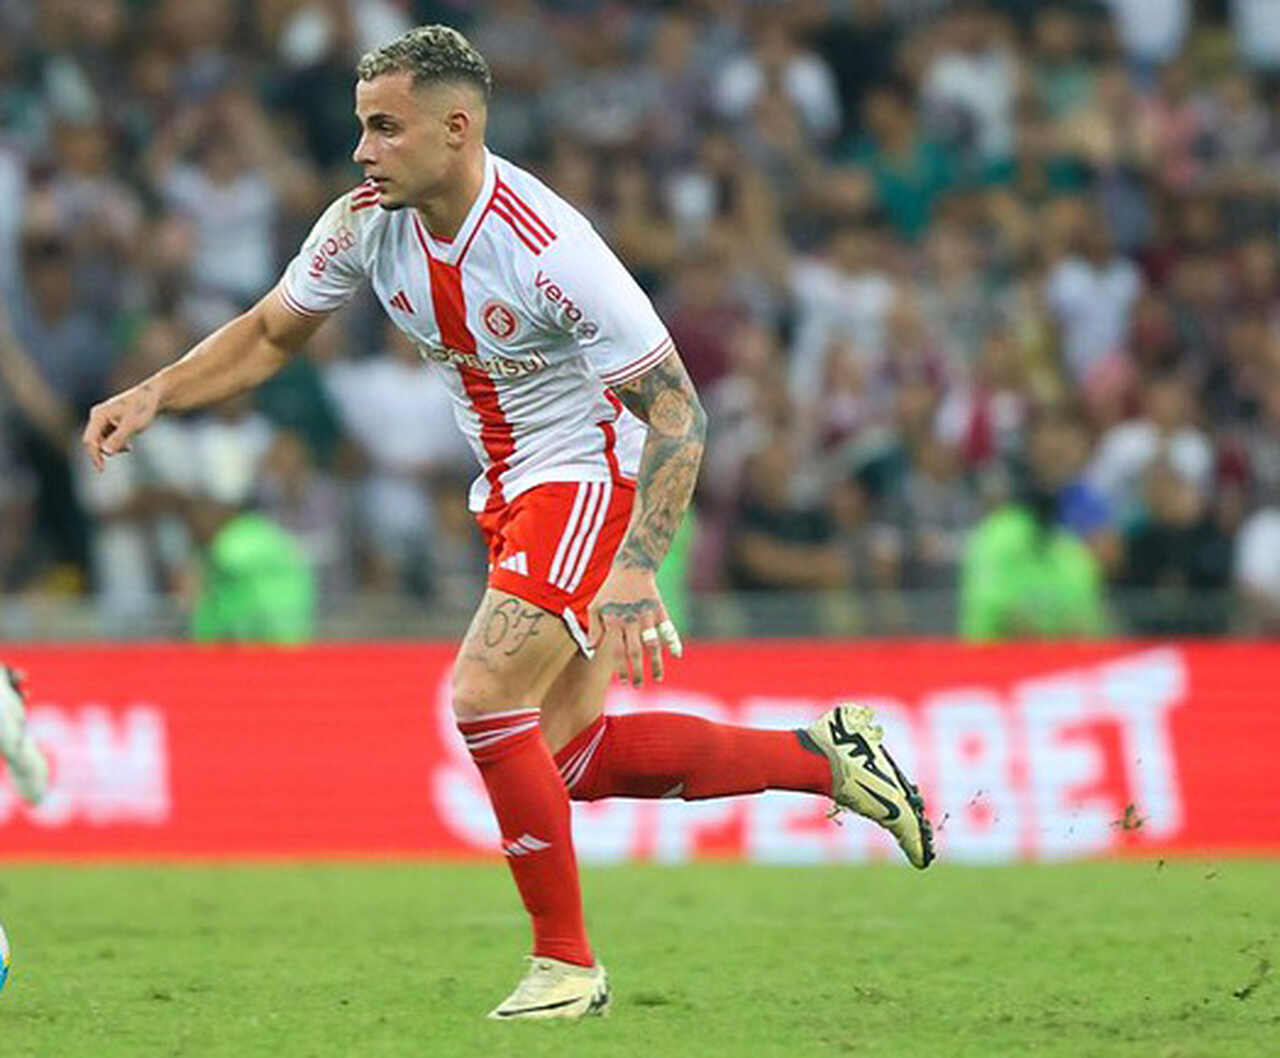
[588,567,683,686]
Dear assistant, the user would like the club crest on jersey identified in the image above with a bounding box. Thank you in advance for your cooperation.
[480,298,522,343]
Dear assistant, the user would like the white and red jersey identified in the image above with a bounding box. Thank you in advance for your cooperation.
[278,149,672,512]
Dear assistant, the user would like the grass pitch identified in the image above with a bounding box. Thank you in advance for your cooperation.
[1,860,1276,1057]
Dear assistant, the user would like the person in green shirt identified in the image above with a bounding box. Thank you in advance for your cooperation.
[185,491,315,644]
[960,409,1105,640]
[841,79,958,243]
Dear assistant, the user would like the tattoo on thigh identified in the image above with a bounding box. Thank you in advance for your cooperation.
[482,598,546,655]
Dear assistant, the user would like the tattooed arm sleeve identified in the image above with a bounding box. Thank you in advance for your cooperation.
[609,350,707,571]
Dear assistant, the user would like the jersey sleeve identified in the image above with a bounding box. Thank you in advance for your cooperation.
[528,222,673,388]
[278,193,368,317]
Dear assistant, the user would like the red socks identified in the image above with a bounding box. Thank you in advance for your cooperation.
[460,709,832,967]
[554,712,833,802]
[459,709,593,967]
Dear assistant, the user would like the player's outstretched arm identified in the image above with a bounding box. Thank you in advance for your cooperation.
[82,285,327,471]
[589,349,706,685]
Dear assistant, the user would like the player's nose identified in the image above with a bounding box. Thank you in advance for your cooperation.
[352,134,374,166]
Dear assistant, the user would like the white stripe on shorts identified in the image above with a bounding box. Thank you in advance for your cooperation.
[564,481,611,593]
[547,483,589,588]
[553,482,605,592]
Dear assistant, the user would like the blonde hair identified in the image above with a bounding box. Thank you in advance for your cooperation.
[356,25,491,99]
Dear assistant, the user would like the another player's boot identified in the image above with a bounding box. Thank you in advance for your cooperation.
[0,667,49,805]
[804,703,934,869]
[487,956,610,1020]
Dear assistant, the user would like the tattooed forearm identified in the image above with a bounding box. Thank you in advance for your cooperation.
[597,598,660,623]
[611,351,706,571]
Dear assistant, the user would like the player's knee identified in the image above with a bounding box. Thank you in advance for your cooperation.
[450,669,493,720]
[451,662,525,720]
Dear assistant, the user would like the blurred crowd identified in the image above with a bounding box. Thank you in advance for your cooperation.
[3,0,1280,638]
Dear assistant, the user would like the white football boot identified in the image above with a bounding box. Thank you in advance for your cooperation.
[804,703,934,869]
[487,957,611,1021]
[0,667,49,805]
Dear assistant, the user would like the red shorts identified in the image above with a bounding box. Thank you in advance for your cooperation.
[476,480,635,653]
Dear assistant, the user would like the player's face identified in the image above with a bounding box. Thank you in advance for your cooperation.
[353,73,472,209]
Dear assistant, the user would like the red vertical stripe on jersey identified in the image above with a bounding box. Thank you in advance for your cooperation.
[422,241,516,511]
[600,390,628,485]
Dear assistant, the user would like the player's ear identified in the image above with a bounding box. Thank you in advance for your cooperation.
[443,107,471,145]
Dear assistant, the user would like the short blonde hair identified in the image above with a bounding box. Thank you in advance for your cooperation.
[356,25,491,99]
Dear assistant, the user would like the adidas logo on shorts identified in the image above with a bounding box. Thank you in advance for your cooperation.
[498,551,529,576]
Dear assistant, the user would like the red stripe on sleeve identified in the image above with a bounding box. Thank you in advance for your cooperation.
[492,192,550,248]
[490,203,544,255]
[494,178,556,242]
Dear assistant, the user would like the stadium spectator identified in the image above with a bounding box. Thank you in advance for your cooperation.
[892,435,980,588]
[633,10,707,168]
[422,471,489,614]
[1045,209,1143,384]
[959,410,1106,640]
[1236,503,1280,634]
[465,0,563,159]
[1106,0,1190,70]
[1231,0,1280,73]
[1141,60,1208,193]
[1058,65,1156,250]
[1029,6,1097,121]
[841,78,958,242]
[1043,407,1120,572]
[782,220,897,412]
[255,429,352,600]
[934,328,1028,472]
[811,0,903,134]
[661,246,751,393]
[605,157,681,292]
[1088,371,1213,519]
[148,89,318,306]
[712,11,842,145]
[1202,72,1270,186]
[917,219,1000,373]
[1120,458,1234,634]
[73,315,191,616]
[1235,375,1280,506]
[322,322,476,595]
[541,9,661,152]
[922,2,1020,165]
[185,486,315,645]
[726,432,851,594]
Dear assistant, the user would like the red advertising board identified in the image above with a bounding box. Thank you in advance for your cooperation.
[1,643,1277,862]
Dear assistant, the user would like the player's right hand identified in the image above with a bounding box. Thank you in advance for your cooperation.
[81,383,161,471]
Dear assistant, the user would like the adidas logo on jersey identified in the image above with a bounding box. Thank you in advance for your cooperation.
[504,833,551,857]
[497,551,529,576]
[389,290,414,313]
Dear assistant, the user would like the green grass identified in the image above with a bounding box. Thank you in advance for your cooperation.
[1,861,1277,1057]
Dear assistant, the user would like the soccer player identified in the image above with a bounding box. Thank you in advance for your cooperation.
[81,26,933,1020]
[0,667,48,806]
